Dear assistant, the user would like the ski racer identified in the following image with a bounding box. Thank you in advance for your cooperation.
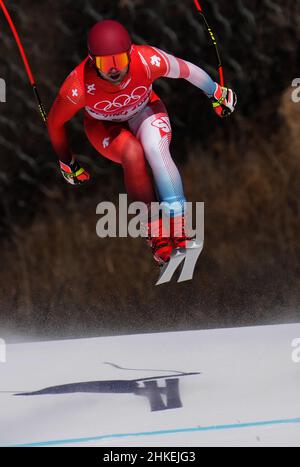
[47,20,237,265]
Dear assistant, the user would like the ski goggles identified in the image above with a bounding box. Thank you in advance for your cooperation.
[94,52,130,74]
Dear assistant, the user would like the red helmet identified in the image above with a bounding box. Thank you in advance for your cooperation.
[88,20,132,57]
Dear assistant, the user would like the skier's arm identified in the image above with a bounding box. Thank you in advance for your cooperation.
[47,68,90,185]
[47,70,85,164]
[156,48,217,97]
[157,48,237,117]
[140,45,237,117]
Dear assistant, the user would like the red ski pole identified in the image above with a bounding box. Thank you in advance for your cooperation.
[193,0,225,86]
[0,0,47,123]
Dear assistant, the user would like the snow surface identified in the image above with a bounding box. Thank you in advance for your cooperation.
[0,324,300,447]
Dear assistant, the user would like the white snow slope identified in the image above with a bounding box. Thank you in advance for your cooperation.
[0,324,300,447]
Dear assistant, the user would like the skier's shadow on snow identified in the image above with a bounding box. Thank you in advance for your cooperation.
[16,372,200,412]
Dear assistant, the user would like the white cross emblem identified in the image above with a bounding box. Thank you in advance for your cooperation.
[103,137,110,149]
[87,84,96,95]
[150,55,161,67]
[72,88,78,97]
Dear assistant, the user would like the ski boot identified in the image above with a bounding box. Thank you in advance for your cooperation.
[171,215,190,250]
[147,217,173,265]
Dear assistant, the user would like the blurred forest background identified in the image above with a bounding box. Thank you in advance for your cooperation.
[0,0,300,340]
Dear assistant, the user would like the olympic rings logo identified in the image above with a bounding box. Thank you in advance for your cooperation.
[94,86,150,113]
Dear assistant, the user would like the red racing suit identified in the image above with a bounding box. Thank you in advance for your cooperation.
[48,45,217,208]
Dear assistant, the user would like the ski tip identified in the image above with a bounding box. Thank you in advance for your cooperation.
[186,239,204,249]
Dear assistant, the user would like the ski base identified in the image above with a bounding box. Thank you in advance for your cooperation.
[156,239,203,286]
